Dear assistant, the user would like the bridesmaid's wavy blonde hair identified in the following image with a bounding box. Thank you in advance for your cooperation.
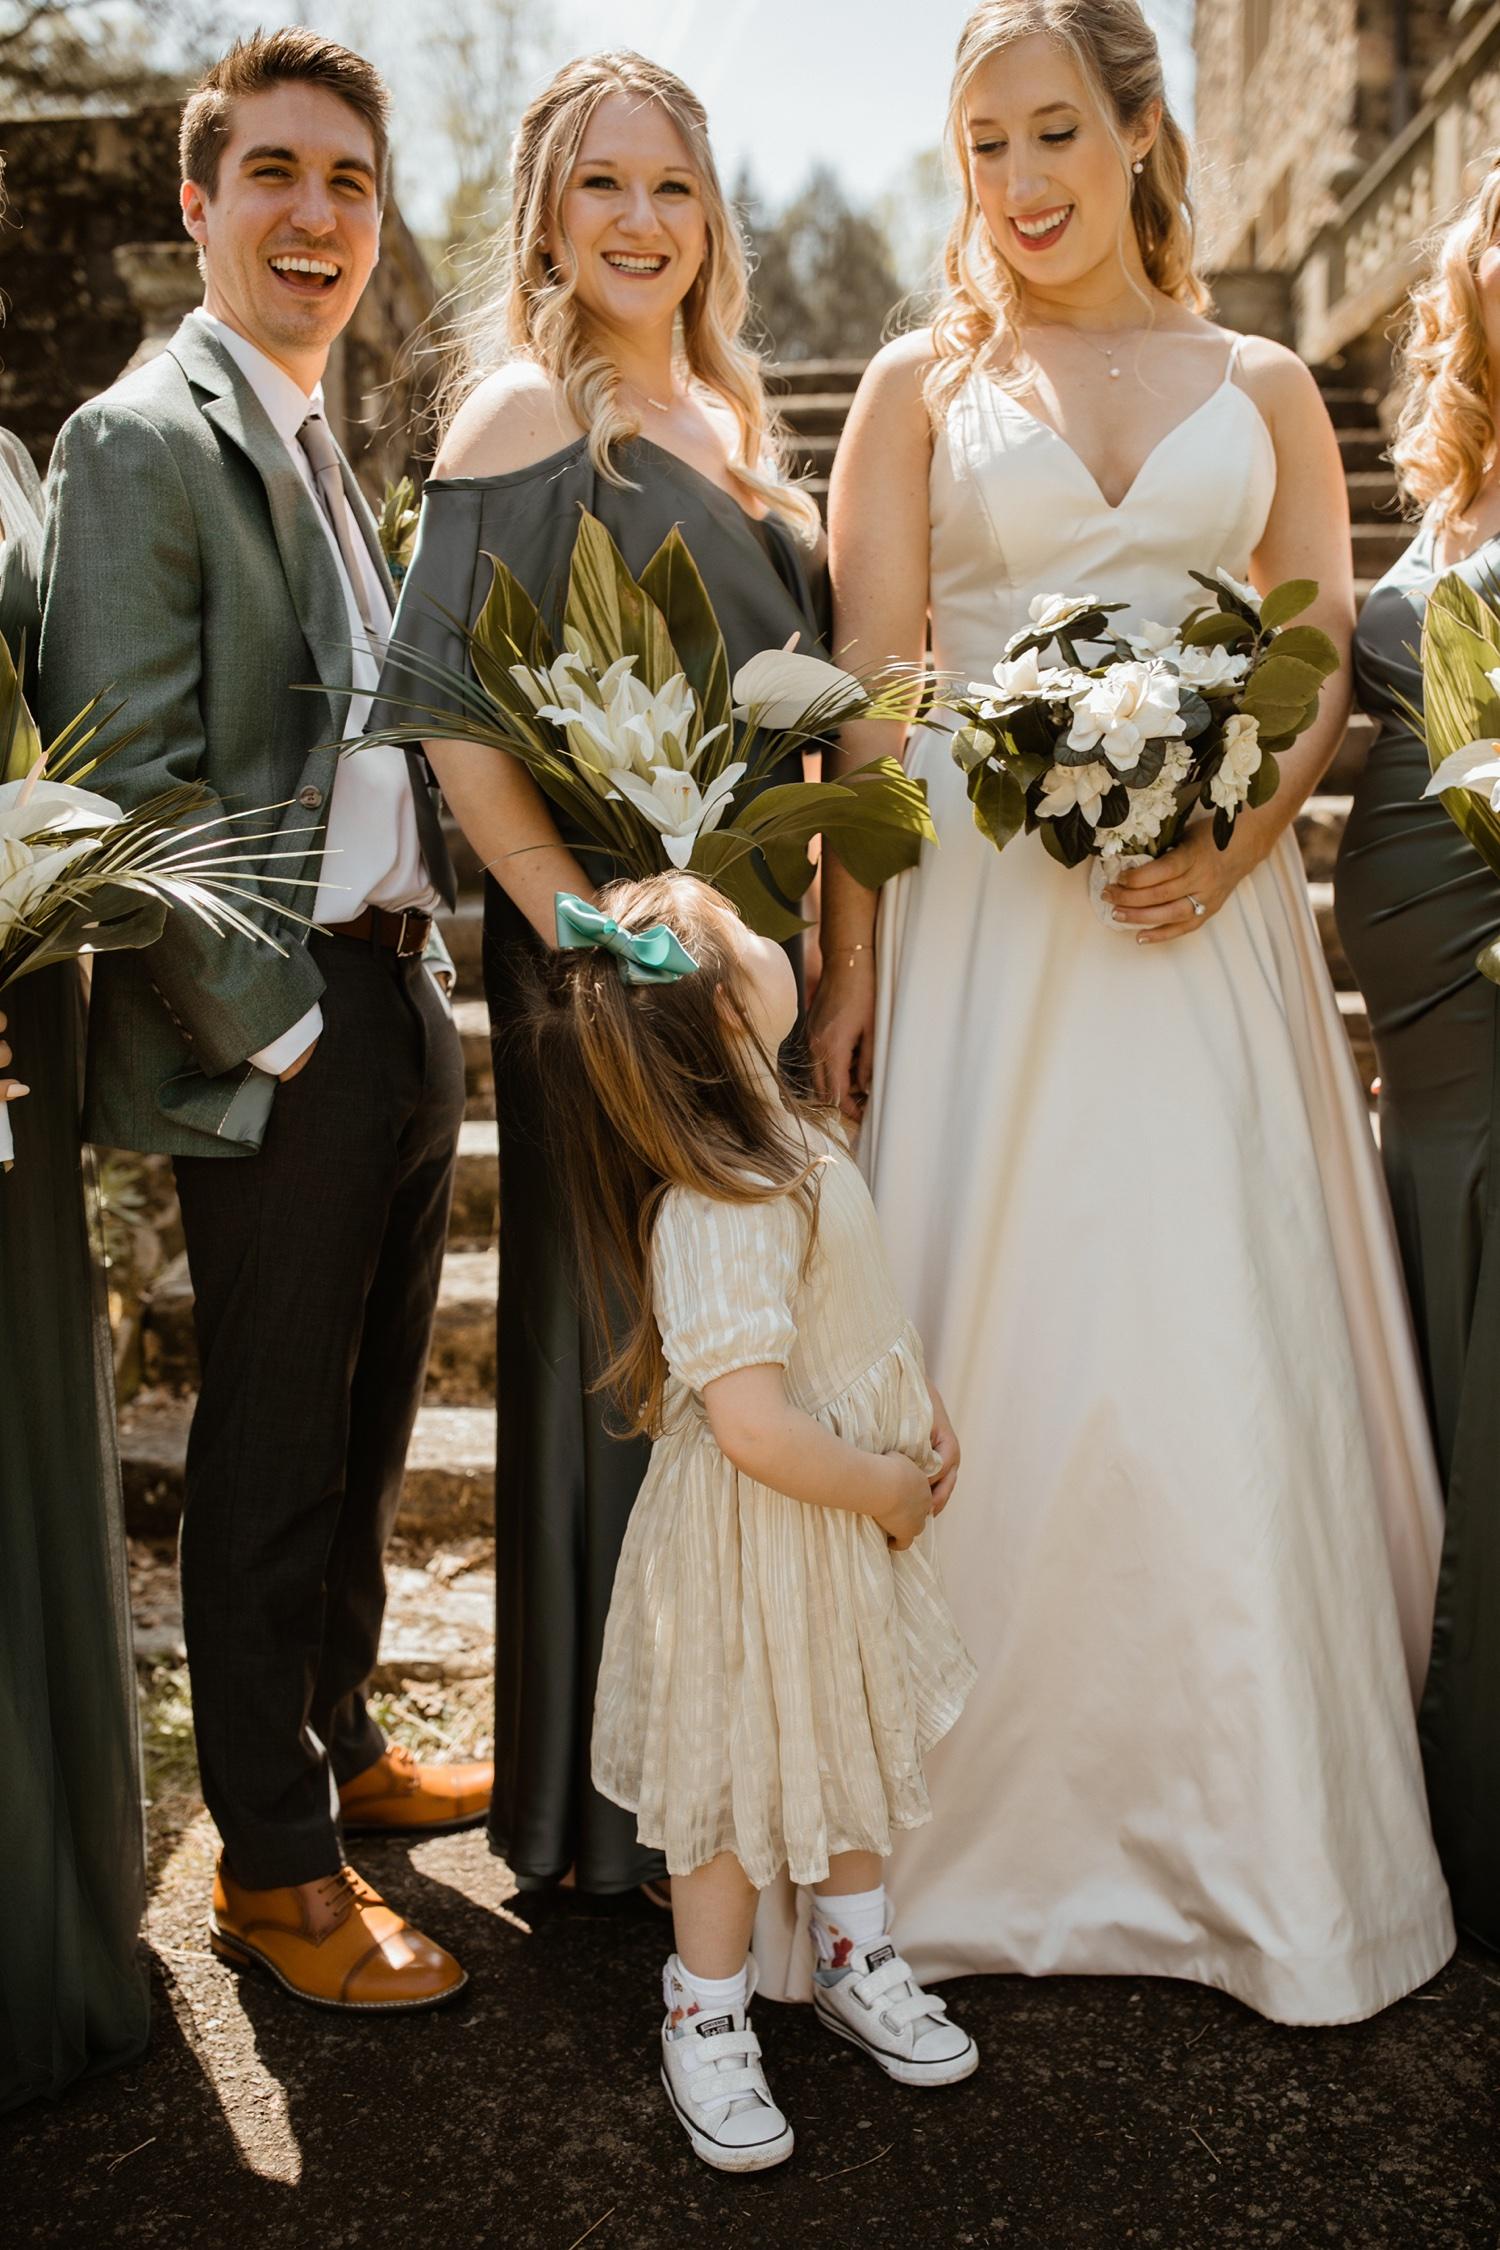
[437,50,818,537]
[926,0,1207,417]
[1389,156,1500,532]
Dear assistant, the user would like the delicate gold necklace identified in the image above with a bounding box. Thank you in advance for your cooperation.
[1031,320,1144,380]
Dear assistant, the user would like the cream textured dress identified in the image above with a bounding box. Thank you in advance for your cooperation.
[756,353,1456,2025]
[590,1137,976,1891]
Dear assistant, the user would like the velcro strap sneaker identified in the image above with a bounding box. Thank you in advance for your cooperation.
[659,1955,795,2172]
[812,1926,979,2087]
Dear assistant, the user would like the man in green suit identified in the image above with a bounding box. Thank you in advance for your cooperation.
[39,28,490,2013]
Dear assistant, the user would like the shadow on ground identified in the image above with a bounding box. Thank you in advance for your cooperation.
[5,1815,1498,2250]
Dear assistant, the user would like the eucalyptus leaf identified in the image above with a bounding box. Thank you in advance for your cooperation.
[969,761,1027,851]
[1263,623,1340,676]
[1247,753,1281,809]
[1181,612,1253,651]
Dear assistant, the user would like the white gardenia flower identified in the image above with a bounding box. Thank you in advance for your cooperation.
[1126,619,1181,658]
[1209,710,1265,812]
[1065,659,1186,774]
[1215,567,1261,610]
[732,647,864,728]
[1036,758,1115,826]
[1424,736,1500,811]
[1028,591,1100,633]
[1172,642,1251,692]
[975,646,1082,707]
[610,760,747,868]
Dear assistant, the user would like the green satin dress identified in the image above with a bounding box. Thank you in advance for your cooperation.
[386,438,826,1893]
[0,429,150,2108]
[1335,522,1500,1950]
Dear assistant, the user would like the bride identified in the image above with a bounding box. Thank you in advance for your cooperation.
[776,0,1455,2024]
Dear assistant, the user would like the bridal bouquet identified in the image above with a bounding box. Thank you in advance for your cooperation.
[946,570,1339,923]
[0,643,315,1170]
[364,510,936,939]
[1411,568,1500,982]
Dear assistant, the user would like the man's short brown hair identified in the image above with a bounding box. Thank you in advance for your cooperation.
[179,28,390,201]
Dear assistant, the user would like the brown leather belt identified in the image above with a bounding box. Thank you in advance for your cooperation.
[322,905,433,958]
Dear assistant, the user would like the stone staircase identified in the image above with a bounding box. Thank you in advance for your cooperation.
[118,358,1396,1545]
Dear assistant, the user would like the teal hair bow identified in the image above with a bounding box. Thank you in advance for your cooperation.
[555,892,700,985]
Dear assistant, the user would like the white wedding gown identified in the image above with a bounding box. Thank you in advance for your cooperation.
[757,354,1455,2025]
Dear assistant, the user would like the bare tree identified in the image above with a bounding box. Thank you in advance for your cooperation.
[423,0,557,258]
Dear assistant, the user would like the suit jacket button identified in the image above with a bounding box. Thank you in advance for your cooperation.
[297,785,324,810]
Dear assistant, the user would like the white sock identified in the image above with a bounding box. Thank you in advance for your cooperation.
[811,1884,888,1948]
[665,1953,749,2022]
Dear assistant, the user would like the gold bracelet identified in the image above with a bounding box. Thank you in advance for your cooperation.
[833,941,873,968]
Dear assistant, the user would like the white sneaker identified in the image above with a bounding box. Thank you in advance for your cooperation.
[812,1925,979,2087]
[659,1956,795,2173]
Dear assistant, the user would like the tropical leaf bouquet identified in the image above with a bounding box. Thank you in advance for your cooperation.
[945,570,1339,924]
[0,642,315,1170]
[364,510,937,940]
[1410,569,1500,982]
[377,476,421,585]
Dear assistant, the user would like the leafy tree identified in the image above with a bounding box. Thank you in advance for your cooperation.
[741,163,903,363]
[0,1,235,110]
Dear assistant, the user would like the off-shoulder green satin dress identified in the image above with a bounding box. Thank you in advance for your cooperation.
[0,429,150,2107]
[385,438,826,1892]
[1335,522,1500,1949]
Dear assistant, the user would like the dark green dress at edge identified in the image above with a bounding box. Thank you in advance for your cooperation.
[0,428,150,2108]
[384,437,827,1891]
[1335,521,1500,1950]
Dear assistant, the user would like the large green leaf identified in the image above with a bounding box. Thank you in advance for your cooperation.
[638,530,731,746]
[0,632,43,784]
[469,554,555,715]
[1181,611,1253,650]
[968,761,1027,850]
[688,826,810,939]
[1263,623,1340,676]
[1259,579,1318,631]
[3,883,168,985]
[564,511,679,694]
[1419,573,1500,867]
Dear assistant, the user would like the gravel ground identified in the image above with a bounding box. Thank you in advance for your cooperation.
[6,1554,1498,2250]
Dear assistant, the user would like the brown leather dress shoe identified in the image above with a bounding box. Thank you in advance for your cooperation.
[209,1859,467,2012]
[337,1743,494,1836]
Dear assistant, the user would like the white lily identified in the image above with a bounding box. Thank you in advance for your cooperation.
[1036,758,1114,826]
[610,759,747,868]
[1486,667,1500,701]
[1066,659,1186,774]
[1424,737,1500,811]
[536,658,721,788]
[732,646,865,729]
[0,775,126,941]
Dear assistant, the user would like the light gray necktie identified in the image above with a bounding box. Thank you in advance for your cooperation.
[296,412,455,909]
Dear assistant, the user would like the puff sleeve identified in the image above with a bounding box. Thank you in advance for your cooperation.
[651,1187,805,1393]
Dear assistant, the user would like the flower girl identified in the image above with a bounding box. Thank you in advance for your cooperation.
[522,874,978,2172]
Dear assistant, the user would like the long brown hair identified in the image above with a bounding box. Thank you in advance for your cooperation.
[517,874,826,1434]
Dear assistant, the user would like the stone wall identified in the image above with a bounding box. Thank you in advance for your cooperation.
[0,102,437,494]
[1194,0,1461,275]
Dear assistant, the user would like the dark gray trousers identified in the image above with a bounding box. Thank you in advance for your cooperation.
[174,932,465,1888]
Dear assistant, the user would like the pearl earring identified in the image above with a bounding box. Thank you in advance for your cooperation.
[1133,158,1145,175]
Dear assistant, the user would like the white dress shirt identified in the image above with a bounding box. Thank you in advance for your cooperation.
[192,310,439,1076]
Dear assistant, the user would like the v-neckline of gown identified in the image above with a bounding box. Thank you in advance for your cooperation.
[978,370,1243,516]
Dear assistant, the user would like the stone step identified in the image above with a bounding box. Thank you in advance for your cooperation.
[451,1116,498,1245]
[439,895,484,994]
[455,995,493,1108]
[1344,467,1400,516]
[1351,521,1411,572]
[1316,383,1381,427]
[139,1240,499,1403]
[120,1389,495,1540]
[768,358,868,398]
[1296,793,1351,882]
[1327,712,1374,788]
[1309,881,1352,987]
[1338,429,1388,473]
[784,432,840,476]
[1339,989,1376,1096]
[774,391,859,437]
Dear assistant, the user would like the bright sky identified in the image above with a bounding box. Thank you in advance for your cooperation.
[290,0,1194,235]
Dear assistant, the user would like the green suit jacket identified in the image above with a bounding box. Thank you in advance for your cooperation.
[38,313,452,1158]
